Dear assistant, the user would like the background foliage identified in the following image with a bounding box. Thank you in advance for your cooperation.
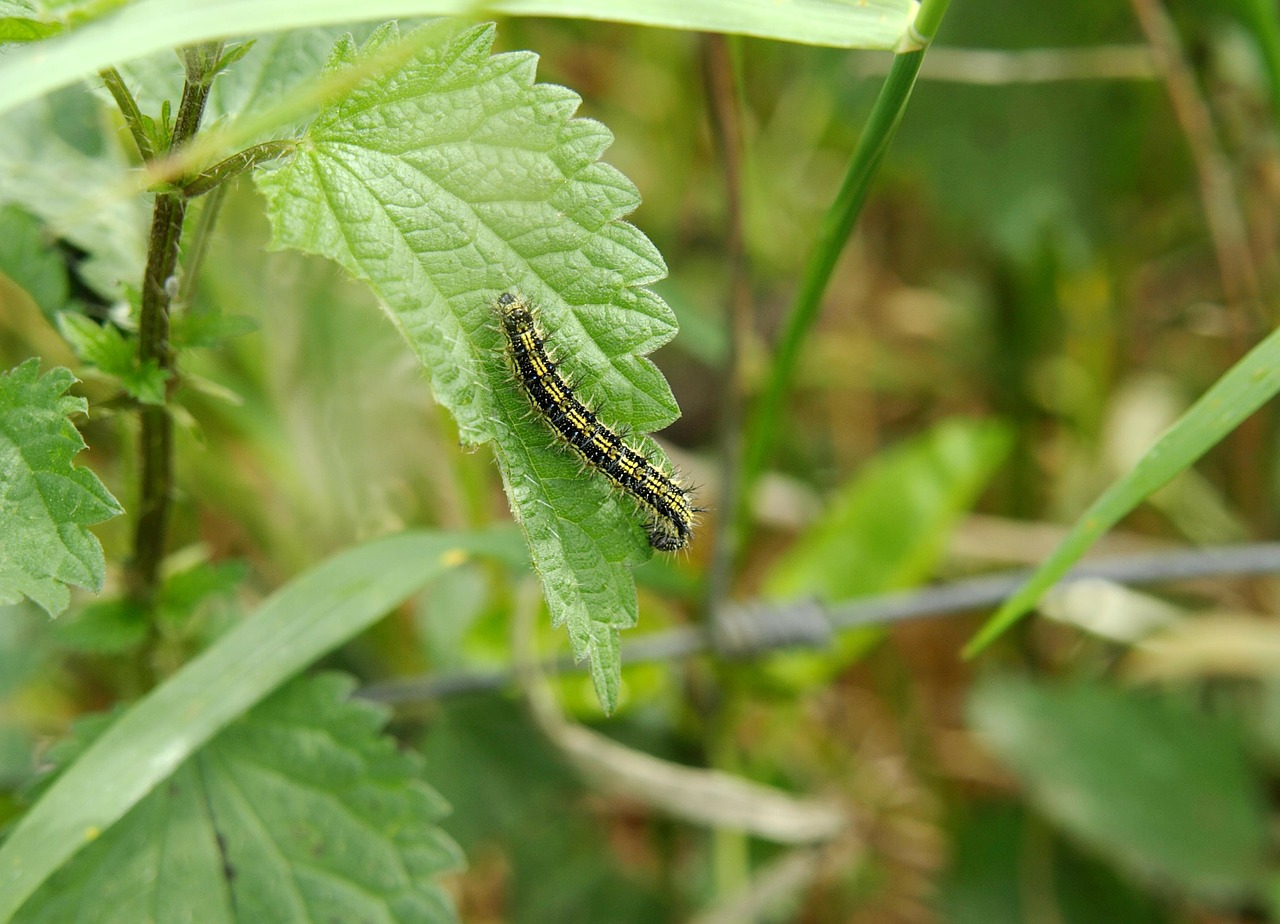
[3,0,1280,921]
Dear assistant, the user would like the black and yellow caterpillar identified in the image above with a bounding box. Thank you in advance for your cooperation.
[496,292,695,551]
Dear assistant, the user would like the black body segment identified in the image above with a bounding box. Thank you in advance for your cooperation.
[496,292,695,551]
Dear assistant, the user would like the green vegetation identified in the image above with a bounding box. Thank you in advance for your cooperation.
[2,0,1280,921]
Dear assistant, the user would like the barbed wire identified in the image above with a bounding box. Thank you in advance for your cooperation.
[359,542,1280,705]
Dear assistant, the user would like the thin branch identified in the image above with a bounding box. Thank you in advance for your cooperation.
[1130,0,1272,528]
[1130,0,1265,319]
[516,582,847,844]
[360,541,1280,705]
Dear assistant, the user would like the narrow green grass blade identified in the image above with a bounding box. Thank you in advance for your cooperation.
[964,326,1280,657]
[739,0,947,515]
[0,529,510,924]
[0,0,919,119]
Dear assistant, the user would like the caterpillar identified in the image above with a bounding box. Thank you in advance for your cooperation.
[496,292,695,552]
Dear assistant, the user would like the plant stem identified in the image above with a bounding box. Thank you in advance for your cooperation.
[126,43,222,603]
[1129,0,1270,527]
[181,140,296,198]
[1239,0,1280,133]
[701,33,750,621]
[739,0,950,512]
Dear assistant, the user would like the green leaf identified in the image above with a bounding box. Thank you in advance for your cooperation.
[767,418,1012,599]
[53,598,147,654]
[0,529,508,922]
[966,322,1280,656]
[0,94,147,299]
[968,676,1269,901]
[56,312,170,404]
[170,308,258,350]
[0,0,919,118]
[0,0,60,43]
[757,418,1011,687]
[938,804,1171,924]
[0,205,68,314]
[12,673,460,924]
[0,359,122,617]
[55,559,247,655]
[109,28,368,147]
[257,22,677,710]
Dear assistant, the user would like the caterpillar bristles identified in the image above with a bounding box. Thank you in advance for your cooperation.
[496,291,696,551]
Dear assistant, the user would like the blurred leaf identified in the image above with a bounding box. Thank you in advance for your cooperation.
[53,598,146,654]
[768,419,1012,598]
[938,803,1169,924]
[13,674,460,924]
[0,529,501,921]
[0,726,34,793]
[419,695,670,922]
[967,321,1280,655]
[56,312,169,404]
[0,0,60,44]
[937,805,1025,924]
[109,29,368,147]
[759,418,1011,687]
[152,559,246,626]
[0,0,920,119]
[170,309,258,350]
[0,205,67,314]
[0,604,53,698]
[413,563,493,670]
[968,676,1269,901]
[0,359,122,616]
[258,22,680,711]
[0,92,145,299]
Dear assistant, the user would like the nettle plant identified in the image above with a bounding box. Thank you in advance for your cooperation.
[0,9,921,919]
[10,2,1277,921]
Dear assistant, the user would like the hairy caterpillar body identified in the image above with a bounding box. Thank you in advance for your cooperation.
[496,292,695,552]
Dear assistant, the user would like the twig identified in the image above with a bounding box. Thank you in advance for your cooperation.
[515,582,847,844]
[1130,0,1271,527]
[1130,0,1264,318]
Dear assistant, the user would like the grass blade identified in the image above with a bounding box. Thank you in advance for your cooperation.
[0,0,919,118]
[0,529,512,923]
[964,326,1280,656]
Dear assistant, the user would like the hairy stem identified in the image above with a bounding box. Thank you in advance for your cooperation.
[126,43,222,603]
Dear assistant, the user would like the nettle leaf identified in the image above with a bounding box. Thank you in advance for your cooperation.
[13,673,461,924]
[0,0,61,43]
[56,312,169,404]
[0,94,147,299]
[0,359,122,616]
[257,21,679,711]
[0,204,69,314]
[110,27,368,146]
